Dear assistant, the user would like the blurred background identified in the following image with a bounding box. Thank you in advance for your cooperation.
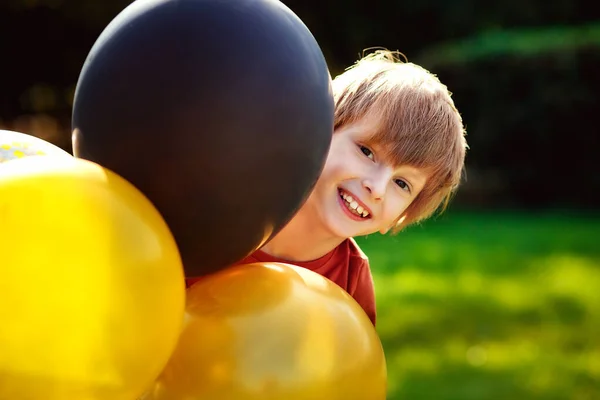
[0,0,598,398]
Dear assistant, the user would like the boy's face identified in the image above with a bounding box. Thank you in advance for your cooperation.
[306,114,428,239]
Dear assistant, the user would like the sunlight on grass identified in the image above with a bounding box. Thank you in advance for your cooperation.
[375,253,600,326]
[356,212,600,400]
[538,255,600,311]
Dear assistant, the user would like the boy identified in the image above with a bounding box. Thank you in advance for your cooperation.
[187,50,467,326]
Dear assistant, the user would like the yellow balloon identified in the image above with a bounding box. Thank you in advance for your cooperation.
[0,129,72,163]
[143,262,387,400]
[0,156,185,400]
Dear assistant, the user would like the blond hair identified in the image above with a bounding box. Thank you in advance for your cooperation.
[333,49,467,232]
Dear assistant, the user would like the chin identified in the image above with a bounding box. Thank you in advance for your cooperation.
[329,221,373,240]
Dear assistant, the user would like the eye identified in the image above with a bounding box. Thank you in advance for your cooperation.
[359,145,374,160]
[395,178,411,193]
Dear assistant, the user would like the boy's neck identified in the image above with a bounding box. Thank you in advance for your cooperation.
[259,205,345,263]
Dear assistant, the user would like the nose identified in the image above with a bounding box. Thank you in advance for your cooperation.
[362,167,392,200]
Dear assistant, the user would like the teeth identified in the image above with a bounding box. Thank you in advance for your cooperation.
[339,190,370,218]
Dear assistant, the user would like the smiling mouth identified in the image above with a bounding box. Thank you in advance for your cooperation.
[338,189,371,218]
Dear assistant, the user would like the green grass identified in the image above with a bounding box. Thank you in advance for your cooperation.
[355,211,600,400]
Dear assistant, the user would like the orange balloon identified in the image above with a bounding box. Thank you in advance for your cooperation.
[142,262,387,400]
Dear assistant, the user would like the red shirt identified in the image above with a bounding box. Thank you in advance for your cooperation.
[186,238,377,326]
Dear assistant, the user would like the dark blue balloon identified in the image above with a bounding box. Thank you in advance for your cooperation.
[72,0,333,277]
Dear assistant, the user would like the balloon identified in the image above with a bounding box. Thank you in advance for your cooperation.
[71,0,334,278]
[73,0,333,276]
[0,156,185,400]
[0,129,71,163]
[142,262,387,400]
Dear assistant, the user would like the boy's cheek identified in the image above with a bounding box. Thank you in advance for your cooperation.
[377,211,406,235]
[319,162,344,180]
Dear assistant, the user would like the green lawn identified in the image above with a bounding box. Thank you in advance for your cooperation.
[355,211,600,400]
